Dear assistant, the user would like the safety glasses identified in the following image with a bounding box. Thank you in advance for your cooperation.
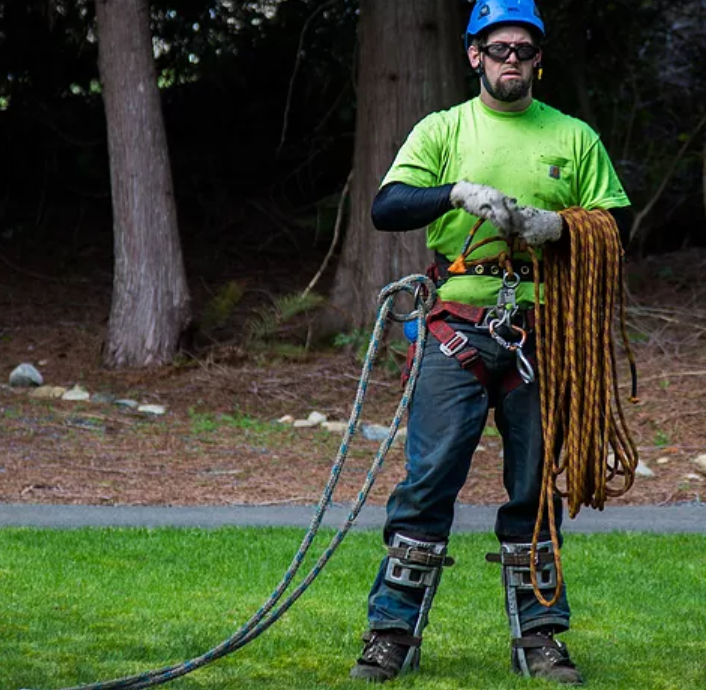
[480,42,540,62]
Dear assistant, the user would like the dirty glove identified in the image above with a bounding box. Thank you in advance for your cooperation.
[515,206,564,246]
[450,181,519,236]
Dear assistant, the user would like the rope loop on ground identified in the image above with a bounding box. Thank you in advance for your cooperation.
[25,276,434,690]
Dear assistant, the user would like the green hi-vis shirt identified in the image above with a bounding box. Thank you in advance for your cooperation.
[381,97,630,307]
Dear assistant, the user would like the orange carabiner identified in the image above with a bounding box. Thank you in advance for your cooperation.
[488,319,526,351]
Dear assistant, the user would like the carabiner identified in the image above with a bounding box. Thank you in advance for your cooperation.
[488,320,527,351]
[515,347,535,384]
[488,321,535,384]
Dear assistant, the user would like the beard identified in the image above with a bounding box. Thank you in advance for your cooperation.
[488,73,532,102]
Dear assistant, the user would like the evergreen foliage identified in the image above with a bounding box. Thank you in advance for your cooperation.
[246,291,326,349]
[0,0,703,254]
[201,280,246,332]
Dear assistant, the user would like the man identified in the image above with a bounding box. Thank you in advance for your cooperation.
[350,0,631,685]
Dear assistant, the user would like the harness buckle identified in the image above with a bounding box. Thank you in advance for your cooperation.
[477,308,497,331]
[439,331,468,357]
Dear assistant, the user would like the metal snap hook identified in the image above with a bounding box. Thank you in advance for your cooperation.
[489,316,525,342]
[516,347,535,384]
[489,319,534,385]
[509,324,527,349]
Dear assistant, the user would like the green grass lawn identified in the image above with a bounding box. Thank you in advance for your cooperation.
[0,528,704,689]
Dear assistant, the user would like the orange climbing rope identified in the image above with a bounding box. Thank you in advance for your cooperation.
[447,207,640,606]
[528,207,639,606]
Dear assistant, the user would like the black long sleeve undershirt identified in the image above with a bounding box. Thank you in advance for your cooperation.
[371,182,454,232]
[370,181,632,250]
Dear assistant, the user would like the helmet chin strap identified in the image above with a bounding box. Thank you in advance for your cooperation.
[478,65,504,101]
[477,60,510,102]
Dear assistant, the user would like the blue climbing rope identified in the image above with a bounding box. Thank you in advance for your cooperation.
[22,274,437,690]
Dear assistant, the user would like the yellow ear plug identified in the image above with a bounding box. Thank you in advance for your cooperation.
[537,67,544,81]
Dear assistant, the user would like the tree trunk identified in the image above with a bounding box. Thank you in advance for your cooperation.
[703,135,706,235]
[96,0,190,368]
[566,0,595,128]
[326,0,465,331]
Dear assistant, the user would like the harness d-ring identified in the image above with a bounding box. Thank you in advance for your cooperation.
[502,271,521,290]
[382,275,436,323]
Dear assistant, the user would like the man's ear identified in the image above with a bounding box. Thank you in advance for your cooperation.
[468,45,481,70]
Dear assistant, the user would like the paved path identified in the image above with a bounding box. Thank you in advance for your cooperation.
[0,503,704,532]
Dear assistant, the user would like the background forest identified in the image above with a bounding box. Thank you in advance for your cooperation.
[2,0,706,362]
[1,1,706,507]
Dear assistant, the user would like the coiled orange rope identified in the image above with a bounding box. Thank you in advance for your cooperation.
[529,207,639,606]
[447,209,639,605]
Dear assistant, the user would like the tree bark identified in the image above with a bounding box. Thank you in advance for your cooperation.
[703,135,706,235]
[96,0,190,368]
[326,0,465,331]
[566,0,595,128]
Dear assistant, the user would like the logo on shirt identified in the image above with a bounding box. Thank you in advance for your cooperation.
[548,165,561,180]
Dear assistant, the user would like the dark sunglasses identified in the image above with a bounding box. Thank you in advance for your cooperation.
[480,42,540,62]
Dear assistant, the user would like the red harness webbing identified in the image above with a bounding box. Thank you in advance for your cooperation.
[425,301,491,388]
[402,300,537,403]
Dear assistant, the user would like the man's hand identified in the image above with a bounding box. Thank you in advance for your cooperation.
[450,181,519,235]
[514,206,564,246]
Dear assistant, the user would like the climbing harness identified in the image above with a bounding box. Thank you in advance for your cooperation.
[22,274,436,690]
[384,533,454,673]
[430,217,538,394]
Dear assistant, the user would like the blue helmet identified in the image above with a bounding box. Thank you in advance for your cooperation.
[466,0,545,43]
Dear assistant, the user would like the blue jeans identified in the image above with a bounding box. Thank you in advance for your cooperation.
[367,320,570,635]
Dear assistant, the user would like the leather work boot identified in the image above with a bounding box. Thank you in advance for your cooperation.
[513,631,583,685]
[349,630,419,682]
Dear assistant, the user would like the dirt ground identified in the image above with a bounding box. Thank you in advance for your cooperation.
[2,244,706,510]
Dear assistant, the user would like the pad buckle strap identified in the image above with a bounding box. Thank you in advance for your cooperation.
[388,546,455,568]
[486,552,555,567]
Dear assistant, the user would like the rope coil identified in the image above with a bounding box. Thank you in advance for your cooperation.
[529,207,639,606]
[25,275,436,690]
[447,208,639,606]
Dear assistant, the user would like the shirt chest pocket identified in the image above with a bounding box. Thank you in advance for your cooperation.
[531,155,576,209]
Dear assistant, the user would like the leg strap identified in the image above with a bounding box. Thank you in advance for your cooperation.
[385,533,454,590]
[513,633,562,650]
[384,533,453,673]
[486,541,558,678]
[426,301,491,388]
[362,630,422,647]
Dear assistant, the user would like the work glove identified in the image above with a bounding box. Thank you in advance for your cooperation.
[449,181,519,236]
[514,206,564,246]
